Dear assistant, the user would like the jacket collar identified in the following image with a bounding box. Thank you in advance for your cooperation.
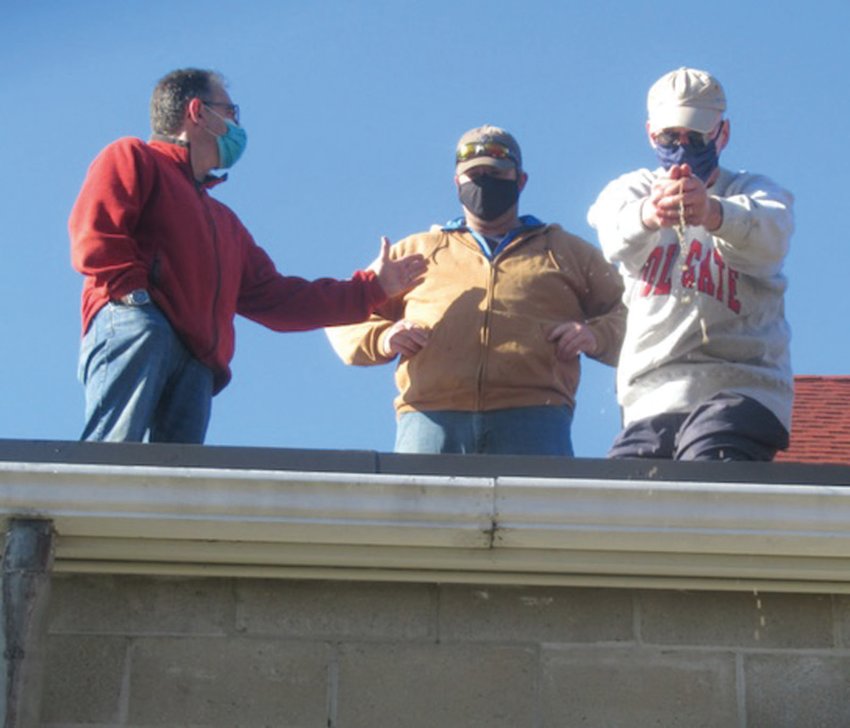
[442,214,545,232]
[148,134,228,189]
[442,215,547,259]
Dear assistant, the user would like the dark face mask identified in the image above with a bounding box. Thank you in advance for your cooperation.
[458,174,520,221]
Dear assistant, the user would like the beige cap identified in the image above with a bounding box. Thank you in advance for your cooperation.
[647,67,726,133]
[455,125,522,175]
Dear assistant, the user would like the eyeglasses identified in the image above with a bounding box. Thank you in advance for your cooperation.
[456,141,518,166]
[653,123,723,149]
[201,100,240,124]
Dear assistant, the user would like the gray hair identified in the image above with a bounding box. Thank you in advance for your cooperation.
[149,68,225,135]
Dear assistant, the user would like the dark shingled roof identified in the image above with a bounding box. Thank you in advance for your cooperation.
[775,375,850,465]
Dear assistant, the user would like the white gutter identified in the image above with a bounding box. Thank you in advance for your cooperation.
[2,461,850,593]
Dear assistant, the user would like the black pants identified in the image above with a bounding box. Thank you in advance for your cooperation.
[608,392,789,461]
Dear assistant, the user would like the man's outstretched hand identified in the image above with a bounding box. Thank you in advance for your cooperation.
[369,236,428,298]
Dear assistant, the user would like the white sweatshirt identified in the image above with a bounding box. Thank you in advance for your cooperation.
[588,166,794,429]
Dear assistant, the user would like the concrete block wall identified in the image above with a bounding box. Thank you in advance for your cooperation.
[41,574,850,727]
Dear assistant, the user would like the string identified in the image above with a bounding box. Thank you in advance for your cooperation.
[675,177,709,344]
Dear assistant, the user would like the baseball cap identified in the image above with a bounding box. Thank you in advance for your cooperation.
[455,125,522,175]
[647,67,726,133]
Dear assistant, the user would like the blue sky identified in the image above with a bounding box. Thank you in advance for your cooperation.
[3,0,848,457]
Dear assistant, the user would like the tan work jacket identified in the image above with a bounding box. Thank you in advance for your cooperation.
[327,224,625,414]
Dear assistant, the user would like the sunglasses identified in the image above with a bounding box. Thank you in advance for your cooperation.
[456,141,518,165]
[653,123,723,149]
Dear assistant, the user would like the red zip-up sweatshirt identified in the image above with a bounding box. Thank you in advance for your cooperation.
[69,137,387,393]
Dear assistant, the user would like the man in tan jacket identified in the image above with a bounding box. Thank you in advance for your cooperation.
[327,125,625,455]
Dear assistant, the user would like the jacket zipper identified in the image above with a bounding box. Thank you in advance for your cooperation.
[471,228,544,409]
[475,260,497,410]
[197,186,222,360]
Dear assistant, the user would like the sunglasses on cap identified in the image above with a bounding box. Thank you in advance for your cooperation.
[456,141,518,166]
[653,123,723,150]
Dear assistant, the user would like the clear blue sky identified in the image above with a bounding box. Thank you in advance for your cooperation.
[3,0,847,457]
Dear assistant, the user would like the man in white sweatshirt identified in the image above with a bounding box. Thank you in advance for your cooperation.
[588,67,793,461]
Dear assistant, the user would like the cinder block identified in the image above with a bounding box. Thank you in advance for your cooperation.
[541,646,737,727]
[48,574,234,635]
[640,590,834,648]
[836,595,850,647]
[439,585,633,644]
[337,642,537,728]
[745,654,850,727]
[127,637,330,726]
[236,579,436,641]
[41,634,128,724]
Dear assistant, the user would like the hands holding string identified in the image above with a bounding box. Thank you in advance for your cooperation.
[640,164,723,232]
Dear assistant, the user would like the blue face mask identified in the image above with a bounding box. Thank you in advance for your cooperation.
[214,118,247,169]
[654,127,721,183]
[203,106,247,169]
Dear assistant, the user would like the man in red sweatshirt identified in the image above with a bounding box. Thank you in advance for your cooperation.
[70,68,426,443]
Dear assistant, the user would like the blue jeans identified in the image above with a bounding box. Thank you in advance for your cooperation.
[395,406,574,456]
[78,301,214,443]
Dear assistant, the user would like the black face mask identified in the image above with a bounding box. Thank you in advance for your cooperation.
[458,174,520,221]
